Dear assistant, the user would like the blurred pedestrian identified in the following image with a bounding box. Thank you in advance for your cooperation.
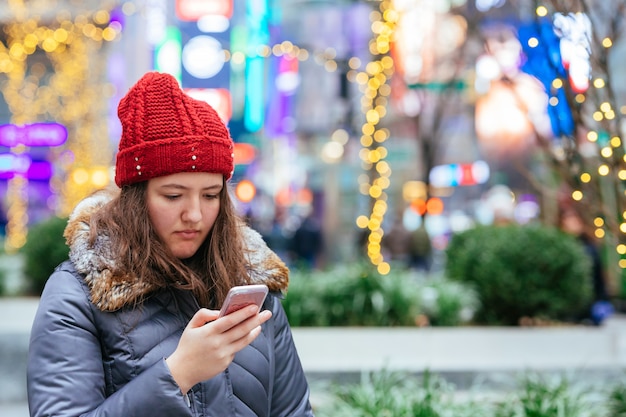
[408,223,433,272]
[27,72,314,416]
[382,217,412,266]
[290,211,323,269]
[559,207,613,325]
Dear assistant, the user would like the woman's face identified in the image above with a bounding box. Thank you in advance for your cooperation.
[147,171,223,259]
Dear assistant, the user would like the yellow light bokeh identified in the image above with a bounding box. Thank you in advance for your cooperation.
[611,136,622,147]
[598,165,610,176]
[355,0,397,270]
[601,147,613,158]
[2,6,116,251]
[91,168,109,188]
[377,262,391,275]
[356,215,369,228]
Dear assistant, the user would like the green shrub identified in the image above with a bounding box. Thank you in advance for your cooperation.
[607,379,626,417]
[283,263,421,326]
[418,277,480,326]
[494,373,605,417]
[283,263,479,327]
[445,224,593,325]
[316,370,611,417]
[20,215,69,295]
[0,262,6,296]
[316,369,493,417]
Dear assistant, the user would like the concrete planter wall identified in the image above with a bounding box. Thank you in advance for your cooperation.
[2,298,626,412]
[292,322,626,375]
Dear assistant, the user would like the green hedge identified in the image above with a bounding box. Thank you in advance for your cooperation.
[0,245,6,296]
[282,262,479,327]
[20,215,69,295]
[444,224,593,325]
[316,369,621,417]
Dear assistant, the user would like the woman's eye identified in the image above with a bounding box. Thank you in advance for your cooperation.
[204,194,219,200]
[165,195,180,200]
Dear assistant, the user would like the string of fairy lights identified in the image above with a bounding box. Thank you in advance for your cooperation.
[226,2,398,274]
[3,1,626,277]
[533,4,626,273]
[0,1,399,265]
[1,2,117,252]
[353,1,396,275]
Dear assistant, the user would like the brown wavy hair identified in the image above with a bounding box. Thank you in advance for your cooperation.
[88,180,249,308]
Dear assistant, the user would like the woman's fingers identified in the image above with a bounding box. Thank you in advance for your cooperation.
[166,307,272,393]
[189,308,219,327]
[225,317,272,354]
[213,308,273,345]
[213,305,267,331]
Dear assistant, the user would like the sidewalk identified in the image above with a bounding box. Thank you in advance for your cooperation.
[0,297,38,417]
[3,297,626,416]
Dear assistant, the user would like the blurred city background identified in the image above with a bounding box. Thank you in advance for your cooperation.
[0,0,625,283]
[0,0,621,279]
[3,0,626,416]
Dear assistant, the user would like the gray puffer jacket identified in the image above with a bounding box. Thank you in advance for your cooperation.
[27,192,314,416]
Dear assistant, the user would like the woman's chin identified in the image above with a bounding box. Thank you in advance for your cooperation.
[171,245,201,260]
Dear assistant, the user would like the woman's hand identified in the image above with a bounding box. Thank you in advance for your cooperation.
[165,305,272,394]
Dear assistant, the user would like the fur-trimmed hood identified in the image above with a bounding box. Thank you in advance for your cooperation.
[64,189,289,312]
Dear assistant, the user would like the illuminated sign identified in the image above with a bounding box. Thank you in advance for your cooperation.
[0,122,67,180]
[553,12,591,94]
[244,0,269,132]
[0,154,30,173]
[429,161,490,187]
[182,35,226,79]
[0,123,67,147]
[154,26,182,82]
[233,142,256,165]
[519,21,575,137]
[176,0,233,21]
[266,56,299,135]
[185,87,232,121]
[0,154,53,180]
[178,20,230,89]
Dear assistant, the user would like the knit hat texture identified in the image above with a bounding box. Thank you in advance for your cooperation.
[114,71,234,187]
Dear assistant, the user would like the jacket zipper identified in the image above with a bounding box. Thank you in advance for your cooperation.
[182,291,201,414]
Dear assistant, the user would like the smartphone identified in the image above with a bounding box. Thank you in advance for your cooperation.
[218,284,269,318]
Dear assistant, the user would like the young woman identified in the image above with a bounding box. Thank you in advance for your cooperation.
[27,71,314,416]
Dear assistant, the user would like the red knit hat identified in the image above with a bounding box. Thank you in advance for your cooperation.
[114,71,234,187]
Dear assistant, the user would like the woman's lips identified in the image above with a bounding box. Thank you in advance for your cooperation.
[176,230,200,239]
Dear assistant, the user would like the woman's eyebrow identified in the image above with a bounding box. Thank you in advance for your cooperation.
[159,183,223,191]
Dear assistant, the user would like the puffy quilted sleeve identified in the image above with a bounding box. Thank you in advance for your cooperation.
[268,294,315,416]
[27,263,192,417]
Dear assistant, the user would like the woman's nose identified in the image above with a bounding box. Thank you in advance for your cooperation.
[182,198,202,223]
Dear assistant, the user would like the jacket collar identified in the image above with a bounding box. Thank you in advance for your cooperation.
[64,188,289,312]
